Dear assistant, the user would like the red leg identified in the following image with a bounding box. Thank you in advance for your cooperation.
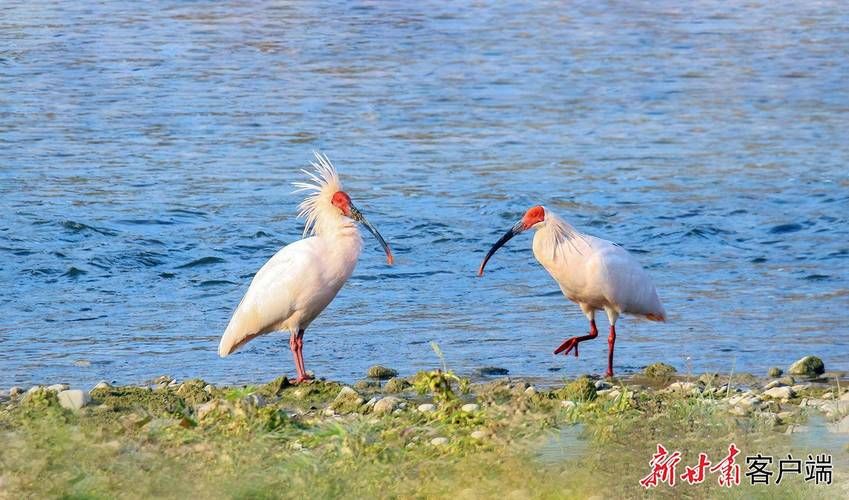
[289,332,305,381]
[606,324,616,378]
[294,329,313,383]
[554,320,598,357]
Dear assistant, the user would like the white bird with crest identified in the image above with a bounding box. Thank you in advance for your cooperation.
[478,205,665,377]
[218,152,394,382]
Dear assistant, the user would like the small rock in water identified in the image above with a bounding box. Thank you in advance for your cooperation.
[47,384,70,393]
[461,403,479,413]
[788,356,825,377]
[154,375,173,385]
[73,359,92,367]
[372,396,403,415]
[476,366,510,377]
[643,362,677,378]
[9,386,24,397]
[767,367,783,378]
[366,365,398,380]
[57,389,91,410]
[417,403,436,413]
[430,437,449,446]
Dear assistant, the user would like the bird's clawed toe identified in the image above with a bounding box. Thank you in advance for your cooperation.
[294,374,314,384]
[554,337,581,357]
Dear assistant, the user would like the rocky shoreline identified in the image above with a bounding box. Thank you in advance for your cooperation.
[1,355,847,497]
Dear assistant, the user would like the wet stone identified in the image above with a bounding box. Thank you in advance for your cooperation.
[8,387,24,397]
[92,381,111,391]
[57,389,91,411]
[788,356,825,377]
[372,396,403,415]
[644,362,677,378]
[366,365,398,380]
[768,367,783,378]
[476,367,510,377]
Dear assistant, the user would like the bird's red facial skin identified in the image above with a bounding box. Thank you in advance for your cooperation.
[331,191,352,217]
[521,205,545,230]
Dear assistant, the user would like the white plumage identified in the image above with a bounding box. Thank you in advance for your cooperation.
[218,152,393,382]
[478,205,665,377]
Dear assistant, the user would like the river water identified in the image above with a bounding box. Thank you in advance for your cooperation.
[2,1,848,388]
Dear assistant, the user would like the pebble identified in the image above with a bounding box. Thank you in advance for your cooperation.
[92,381,111,391]
[767,367,783,378]
[762,386,795,401]
[461,403,479,413]
[597,389,622,399]
[470,430,487,440]
[57,389,91,410]
[154,375,173,385]
[777,411,796,422]
[560,400,577,410]
[667,382,701,396]
[417,403,436,413]
[430,437,449,446]
[372,396,403,415]
[9,386,24,397]
[195,400,220,420]
[594,380,612,390]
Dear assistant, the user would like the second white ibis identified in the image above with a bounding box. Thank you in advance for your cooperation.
[478,205,665,377]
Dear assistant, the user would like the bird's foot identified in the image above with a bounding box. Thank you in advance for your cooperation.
[604,369,614,378]
[294,374,314,384]
[554,337,581,357]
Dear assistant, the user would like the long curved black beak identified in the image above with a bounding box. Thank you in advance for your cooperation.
[478,221,524,276]
[350,204,394,265]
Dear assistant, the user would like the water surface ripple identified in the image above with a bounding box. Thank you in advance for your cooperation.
[1,1,848,387]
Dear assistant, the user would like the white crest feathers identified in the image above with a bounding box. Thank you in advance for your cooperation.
[541,211,588,259]
[292,151,343,237]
